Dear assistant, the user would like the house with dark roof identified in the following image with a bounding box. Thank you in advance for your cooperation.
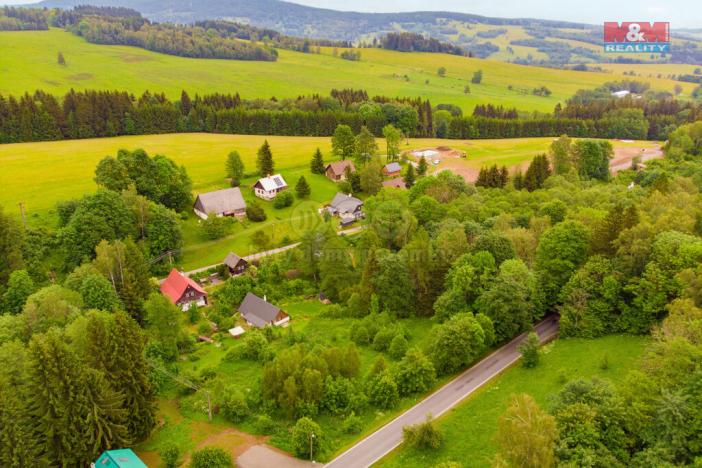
[224,252,248,276]
[160,269,208,311]
[325,192,364,226]
[93,449,147,468]
[383,162,402,177]
[254,174,288,200]
[325,160,356,181]
[383,177,407,189]
[193,187,247,220]
[238,292,290,328]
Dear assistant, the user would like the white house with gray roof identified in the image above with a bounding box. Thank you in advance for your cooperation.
[253,174,288,200]
[193,187,247,220]
[238,293,290,328]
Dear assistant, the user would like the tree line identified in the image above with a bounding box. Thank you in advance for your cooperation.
[379,32,466,56]
[0,6,48,31]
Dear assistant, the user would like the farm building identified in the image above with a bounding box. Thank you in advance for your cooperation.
[93,449,147,468]
[383,162,402,177]
[325,192,364,226]
[254,174,288,200]
[238,292,290,328]
[224,252,248,276]
[325,160,356,181]
[193,187,247,220]
[160,269,208,311]
[383,178,407,189]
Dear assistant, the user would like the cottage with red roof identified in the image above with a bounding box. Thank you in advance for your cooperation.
[160,269,208,311]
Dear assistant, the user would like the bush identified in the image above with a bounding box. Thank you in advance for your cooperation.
[242,331,269,361]
[159,443,180,468]
[220,387,250,423]
[388,334,409,360]
[350,323,371,345]
[273,190,294,209]
[255,414,277,434]
[403,416,443,450]
[189,447,232,468]
[291,417,323,459]
[372,327,397,352]
[201,216,235,240]
[342,412,363,434]
[246,202,267,221]
[367,372,399,409]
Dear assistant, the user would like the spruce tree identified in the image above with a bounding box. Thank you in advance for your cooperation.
[499,166,510,187]
[404,164,416,188]
[256,140,275,176]
[476,167,488,187]
[295,176,311,198]
[417,156,428,176]
[310,148,325,174]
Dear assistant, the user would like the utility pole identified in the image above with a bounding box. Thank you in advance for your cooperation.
[310,432,315,462]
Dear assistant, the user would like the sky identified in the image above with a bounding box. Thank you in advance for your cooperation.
[292,0,701,28]
[3,0,701,28]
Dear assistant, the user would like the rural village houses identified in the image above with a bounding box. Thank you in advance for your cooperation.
[238,292,290,328]
[253,174,288,200]
[324,192,364,226]
[160,269,208,311]
[193,187,247,219]
[382,162,402,177]
[325,160,356,181]
[223,252,248,276]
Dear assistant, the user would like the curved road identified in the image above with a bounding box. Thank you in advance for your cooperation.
[325,315,560,468]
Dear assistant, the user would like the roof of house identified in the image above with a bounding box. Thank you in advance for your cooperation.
[329,192,363,214]
[160,269,206,304]
[223,252,246,268]
[383,177,407,189]
[326,160,356,176]
[94,449,147,468]
[195,187,246,214]
[238,292,282,328]
[256,174,287,192]
[384,162,402,173]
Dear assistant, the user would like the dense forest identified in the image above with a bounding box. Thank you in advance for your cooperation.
[0,6,48,30]
[378,32,467,56]
[1,81,700,144]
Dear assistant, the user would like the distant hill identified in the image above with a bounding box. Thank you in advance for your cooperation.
[30,0,702,65]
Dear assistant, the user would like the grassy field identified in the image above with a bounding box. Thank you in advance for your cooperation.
[136,298,442,465]
[377,334,649,468]
[0,29,696,114]
[0,132,659,269]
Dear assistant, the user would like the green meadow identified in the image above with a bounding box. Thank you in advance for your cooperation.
[377,335,649,468]
[0,29,696,114]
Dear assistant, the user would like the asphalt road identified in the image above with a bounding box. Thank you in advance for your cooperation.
[325,315,561,468]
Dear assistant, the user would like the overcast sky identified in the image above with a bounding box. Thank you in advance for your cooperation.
[293,0,701,28]
[3,0,701,28]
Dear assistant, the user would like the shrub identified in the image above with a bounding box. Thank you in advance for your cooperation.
[201,216,234,240]
[372,327,397,352]
[273,190,294,209]
[246,202,267,221]
[220,387,249,422]
[242,331,269,361]
[350,323,371,345]
[342,412,363,434]
[159,443,180,468]
[367,372,399,409]
[403,416,443,450]
[388,334,409,360]
[255,414,277,434]
[189,447,232,468]
[518,332,540,368]
[291,417,323,459]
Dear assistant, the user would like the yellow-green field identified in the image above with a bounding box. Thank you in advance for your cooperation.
[0,29,696,114]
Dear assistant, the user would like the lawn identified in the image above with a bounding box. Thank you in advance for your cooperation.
[376,334,649,468]
[0,29,696,114]
[138,298,442,463]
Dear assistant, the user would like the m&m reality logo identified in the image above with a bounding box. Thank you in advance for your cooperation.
[603,22,670,53]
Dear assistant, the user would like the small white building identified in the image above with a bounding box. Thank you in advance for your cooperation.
[253,174,288,200]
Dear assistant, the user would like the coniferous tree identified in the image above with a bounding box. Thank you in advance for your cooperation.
[417,156,428,176]
[499,166,510,187]
[295,176,311,198]
[523,155,551,192]
[475,167,488,187]
[57,51,66,66]
[310,148,325,174]
[179,90,191,116]
[256,140,275,176]
[404,164,416,188]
